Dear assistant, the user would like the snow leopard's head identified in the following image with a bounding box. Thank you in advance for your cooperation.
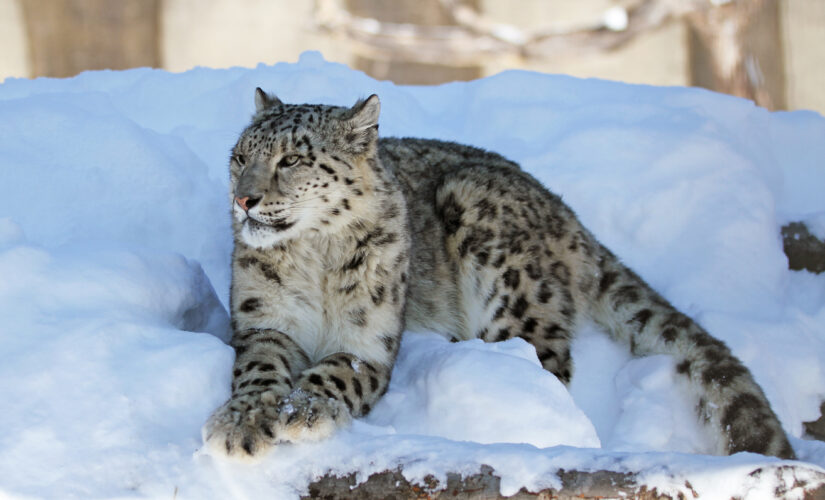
[229,88,381,248]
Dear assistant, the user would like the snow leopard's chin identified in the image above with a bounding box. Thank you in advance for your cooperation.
[239,219,295,249]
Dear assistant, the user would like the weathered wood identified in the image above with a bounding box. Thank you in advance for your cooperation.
[345,0,482,84]
[19,0,161,78]
[317,0,693,67]
[686,0,786,110]
[303,463,825,499]
[782,222,825,274]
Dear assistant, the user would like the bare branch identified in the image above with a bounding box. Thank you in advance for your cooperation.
[313,0,722,65]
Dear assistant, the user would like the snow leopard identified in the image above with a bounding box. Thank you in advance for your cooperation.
[202,89,795,460]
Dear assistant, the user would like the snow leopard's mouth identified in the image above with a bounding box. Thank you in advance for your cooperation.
[246,216,295,233]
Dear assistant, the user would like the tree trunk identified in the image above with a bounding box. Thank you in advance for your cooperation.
[686,0,786,110]
[19,0,161,78]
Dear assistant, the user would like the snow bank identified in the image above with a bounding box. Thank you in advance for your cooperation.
[1,52,825,498]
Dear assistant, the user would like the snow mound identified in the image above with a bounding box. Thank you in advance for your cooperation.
[368,333,600,448]
[0,240,231,498]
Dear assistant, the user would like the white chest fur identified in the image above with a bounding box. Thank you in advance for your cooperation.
[232,236,396,365]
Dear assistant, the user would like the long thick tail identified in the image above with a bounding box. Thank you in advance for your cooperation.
[587,245,795,459]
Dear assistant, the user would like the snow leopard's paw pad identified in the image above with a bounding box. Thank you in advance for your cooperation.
[201,391,281,461]
[275,389,351,443]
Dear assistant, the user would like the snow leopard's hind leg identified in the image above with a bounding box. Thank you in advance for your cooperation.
[589,246,795,459]
[434,165,586,385]
[436,162,794,459]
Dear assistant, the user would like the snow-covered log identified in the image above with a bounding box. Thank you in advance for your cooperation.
[305,463,825,499]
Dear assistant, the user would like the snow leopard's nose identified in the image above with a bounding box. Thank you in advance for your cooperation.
[235,196,260,212]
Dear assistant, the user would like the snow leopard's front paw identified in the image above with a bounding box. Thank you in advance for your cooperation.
[275,389,351,443]
[202,391,282,461]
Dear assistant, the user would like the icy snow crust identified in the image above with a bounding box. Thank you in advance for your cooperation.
[1,52,825,498]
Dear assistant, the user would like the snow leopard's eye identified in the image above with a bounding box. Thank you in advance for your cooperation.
[279,154,301,168]
[233,154,246,166]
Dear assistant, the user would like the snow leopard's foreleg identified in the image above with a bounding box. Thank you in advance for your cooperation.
[276,352,392,443]
[202,328,309,459]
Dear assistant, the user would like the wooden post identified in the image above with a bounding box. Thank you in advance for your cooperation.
[19,0,161,78]
[686,0,786,110]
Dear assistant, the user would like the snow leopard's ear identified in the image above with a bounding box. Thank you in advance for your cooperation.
[340,94,380,154]
[254,88,282,112]
[346,94,380,132]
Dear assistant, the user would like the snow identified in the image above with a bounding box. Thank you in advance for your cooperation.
[804,213,825,241]
[1,51,825,498]
[366,333,600,449]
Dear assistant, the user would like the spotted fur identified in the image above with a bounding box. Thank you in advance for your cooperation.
[203,89,794,461]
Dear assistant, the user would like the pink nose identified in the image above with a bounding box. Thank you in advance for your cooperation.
[235,196,249,211]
